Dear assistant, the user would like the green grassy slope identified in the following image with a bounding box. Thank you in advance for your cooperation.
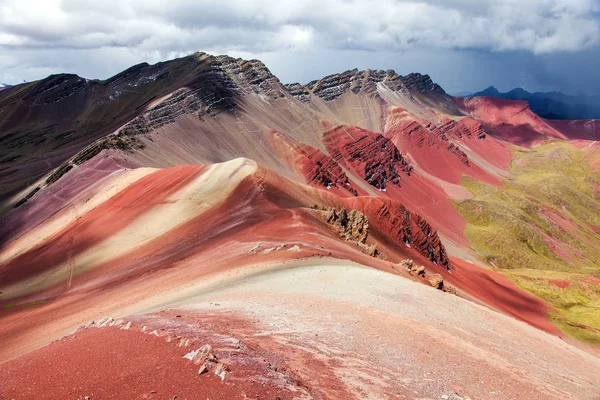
[456,141,600,344]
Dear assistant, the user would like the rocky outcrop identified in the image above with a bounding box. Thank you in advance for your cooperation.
[120,83,232,135]
[301,149,359,195]
[366,200,450,270]
[216,56,286,100]
[271,131,359,195]
[307,69,368,101]
[10,128,146,208]
[313,206,369,244]
[385,113,471,166]
[312,205,386,259]
[38,132,144,194]
[121,55,287,135]
[20,74,91,105]
[289,69,446,102]
[446,143,470,166]
[401,73,445,95]
[429,274,444,290]
[325,126,413,190]
[398,259,426,277]
[397,259,455,293]
[311,202,449,269]
[433,118,488,140]
[283,83,311,102]
[13,186,40,208]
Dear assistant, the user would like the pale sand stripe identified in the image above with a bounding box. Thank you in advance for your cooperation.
[0,158,257,299]
[0,168,157,265]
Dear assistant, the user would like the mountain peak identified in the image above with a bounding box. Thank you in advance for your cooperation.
[478,86,501,96]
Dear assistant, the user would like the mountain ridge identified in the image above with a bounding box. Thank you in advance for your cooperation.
[470,86,600,120]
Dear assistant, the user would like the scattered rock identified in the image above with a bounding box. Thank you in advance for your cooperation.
[214,362,228,381]
[197,345,213,363]
[183,349,201,361]
[197,350,219,376]
[198,362,210,375]
[366,243,379,257]
[184,344,213,364]
[397,259,426,277]
[398,259,414,270]
[429,274,444,290]
[444,286,457,295]
[97,317,114,328]
[356,242,386,259]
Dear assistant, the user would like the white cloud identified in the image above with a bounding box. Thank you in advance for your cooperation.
[0,0,598,84]
[0,0,597,52]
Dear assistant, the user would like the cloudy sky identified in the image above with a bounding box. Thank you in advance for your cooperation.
[1,0,599,95]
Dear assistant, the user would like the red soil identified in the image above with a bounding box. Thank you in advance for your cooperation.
[385,114,500,185]
[321,124,468,246]
[322,125,412,191]
[385,175,469,246]
[540,208,578,233]
[550,279,571,289]
[1,156,571,366]
[342,196,450,269]
[544,236,579,262]
[448,118,513,171]
[458,97,565,147]
[0,166,371,307]
[3,64,600,400]
[0,167,395,361]
[269,130,360,196]
[547,119,600,141]
[0,313,308,400]
[518,275,572,289]
[446,257,561,335]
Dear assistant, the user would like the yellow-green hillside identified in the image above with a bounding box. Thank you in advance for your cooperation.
[456,141,600,344]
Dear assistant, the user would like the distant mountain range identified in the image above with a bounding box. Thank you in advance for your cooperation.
[465,86,600,120]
